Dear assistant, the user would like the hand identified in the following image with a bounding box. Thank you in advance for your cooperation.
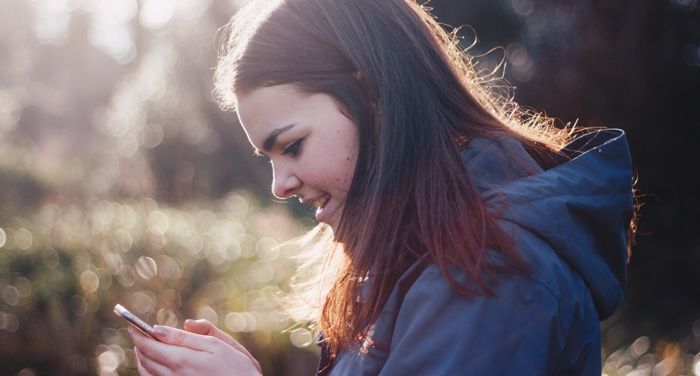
[181,319,260,372]
[129,319,262,375]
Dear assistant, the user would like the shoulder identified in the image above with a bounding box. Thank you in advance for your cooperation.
[332,218,602,374]
[375,241,599,372]
[396,218,597,337]
[396,258,564,334]
[372,259,568,374]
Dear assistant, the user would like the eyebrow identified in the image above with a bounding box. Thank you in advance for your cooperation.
[257,123,297,154]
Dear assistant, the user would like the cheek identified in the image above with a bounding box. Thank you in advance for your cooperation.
[308,154,355,193]
[336,151,357,191]
[314,164,352,191]
[312,118,358,192]
[336,125,359,188]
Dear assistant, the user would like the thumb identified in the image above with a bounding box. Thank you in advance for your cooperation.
[152,325,216,350]
[184,319,237,347]
[183,319,213,335]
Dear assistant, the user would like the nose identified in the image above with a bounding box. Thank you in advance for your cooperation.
[271,164,302,199]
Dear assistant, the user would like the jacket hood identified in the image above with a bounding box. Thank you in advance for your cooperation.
[462,128,634,319]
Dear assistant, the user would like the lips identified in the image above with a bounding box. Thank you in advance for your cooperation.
[300,194,334,224]
[320,196,330,209]
[313,195,333,223]
[312,195,330,210]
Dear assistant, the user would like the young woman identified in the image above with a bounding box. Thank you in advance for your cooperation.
[128,0,638,374]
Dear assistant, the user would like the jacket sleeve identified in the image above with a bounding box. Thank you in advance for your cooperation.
[378,266,567,375]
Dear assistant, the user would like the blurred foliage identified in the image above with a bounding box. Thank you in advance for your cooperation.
[0,193,320,375]
[0,0,317,374]
[0,0,699,375]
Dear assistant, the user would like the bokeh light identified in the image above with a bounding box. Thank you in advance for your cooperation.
[290,327,313,348]
[134,256,157,280]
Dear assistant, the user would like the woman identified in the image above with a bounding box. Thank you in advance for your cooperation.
[129,0,638,374]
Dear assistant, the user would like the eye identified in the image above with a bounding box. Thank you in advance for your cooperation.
[282,139,304,157]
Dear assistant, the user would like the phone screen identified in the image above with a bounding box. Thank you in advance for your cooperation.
[114,304,157,340]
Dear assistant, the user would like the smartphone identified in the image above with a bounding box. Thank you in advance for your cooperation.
[114,304,158,340]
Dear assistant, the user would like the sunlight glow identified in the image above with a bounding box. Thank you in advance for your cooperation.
[139,0,174,30]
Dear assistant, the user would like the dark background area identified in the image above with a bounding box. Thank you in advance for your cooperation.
[430,0,700,350]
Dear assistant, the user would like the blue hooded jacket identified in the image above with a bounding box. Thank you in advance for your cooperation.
[320,128,634,375]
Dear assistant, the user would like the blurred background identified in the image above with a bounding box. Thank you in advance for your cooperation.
[0,0,698,375]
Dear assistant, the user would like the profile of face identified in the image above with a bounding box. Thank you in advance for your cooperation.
[236,84,359,232]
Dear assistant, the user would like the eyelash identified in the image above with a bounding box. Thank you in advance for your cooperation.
[282,139,304,157]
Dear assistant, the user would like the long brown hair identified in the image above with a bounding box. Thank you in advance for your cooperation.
[214,0,637,356]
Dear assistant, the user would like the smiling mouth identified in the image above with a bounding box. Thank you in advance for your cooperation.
[313,195,333,223]
[302,195,329,209]
[315,195,330,209]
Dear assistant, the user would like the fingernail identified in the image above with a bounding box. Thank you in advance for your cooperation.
[184,319,195,325]
[127,327,133,336]
[153,325,169,338]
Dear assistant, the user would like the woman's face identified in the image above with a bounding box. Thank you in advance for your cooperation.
[236,84,359,232]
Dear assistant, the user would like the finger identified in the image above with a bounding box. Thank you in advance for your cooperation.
[183,318,209,334]
[134,348,152,376]
[152,324,221,352]
[184,319,261,372]
[184,319,237,346]
[135,347,170,376]
[130,326,190,366]
[134,348,147,375]
[183,319,249,355]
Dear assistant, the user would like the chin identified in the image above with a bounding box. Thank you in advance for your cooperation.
[327,222,338,234]
[325,219,340,235]
[322,209,344,236]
